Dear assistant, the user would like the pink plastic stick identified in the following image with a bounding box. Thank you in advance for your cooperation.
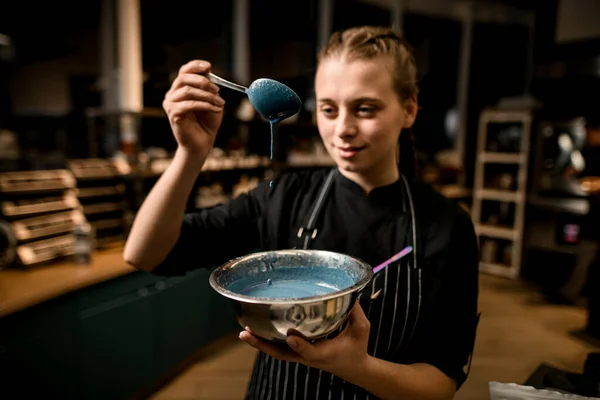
[372,246,413,275]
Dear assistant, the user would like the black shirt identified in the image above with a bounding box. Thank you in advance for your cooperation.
[154,168,480,400]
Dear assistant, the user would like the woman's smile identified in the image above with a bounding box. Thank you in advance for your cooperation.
[336,144,367,159]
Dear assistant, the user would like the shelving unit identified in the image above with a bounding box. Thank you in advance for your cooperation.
[471,108,533,279]
[0,170,87,266]
[67,159,129,247]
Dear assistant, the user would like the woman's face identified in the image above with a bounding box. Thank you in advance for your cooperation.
[315,56,417,185]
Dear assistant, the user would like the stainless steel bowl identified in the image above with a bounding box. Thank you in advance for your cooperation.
[209,249,372,342]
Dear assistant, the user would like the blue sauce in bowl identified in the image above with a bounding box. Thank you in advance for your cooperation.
[225,266,356,300]
[240,280,338,299]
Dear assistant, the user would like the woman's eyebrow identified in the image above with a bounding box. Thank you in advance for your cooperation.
[317,97,382,103]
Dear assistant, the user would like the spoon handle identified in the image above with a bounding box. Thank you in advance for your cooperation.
[208,73,247,94]
[372,246,413,275]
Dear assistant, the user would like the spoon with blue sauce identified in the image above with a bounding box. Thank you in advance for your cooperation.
[207,73,302,168]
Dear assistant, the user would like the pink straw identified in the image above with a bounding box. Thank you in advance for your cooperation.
[372,246,413,275]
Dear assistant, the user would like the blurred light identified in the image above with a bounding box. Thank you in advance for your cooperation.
[236,98,255,122]
[0,33,11,46]
[571,150,586,172]
[0,33,15,62]
[445,107,458,141]
[558,133,573,152]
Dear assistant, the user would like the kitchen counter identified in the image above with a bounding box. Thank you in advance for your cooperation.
[528,194,589,215]
[0,244,135,318]
[0,243,238,400]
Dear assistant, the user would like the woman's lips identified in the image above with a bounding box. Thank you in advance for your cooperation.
[336,146,366,159]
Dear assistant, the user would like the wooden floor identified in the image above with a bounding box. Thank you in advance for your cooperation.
[151,274,599,400]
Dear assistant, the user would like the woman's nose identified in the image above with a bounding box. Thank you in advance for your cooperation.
[334,112,357,138]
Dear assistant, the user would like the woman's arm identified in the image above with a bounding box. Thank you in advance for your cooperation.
[341,358,455,400]
[124,60,226,271]
[241,301,457,400]
[123,148,204,271]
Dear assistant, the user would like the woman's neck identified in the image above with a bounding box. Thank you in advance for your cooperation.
[337,162,400,195]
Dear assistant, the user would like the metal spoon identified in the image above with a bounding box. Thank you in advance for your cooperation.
[208,73,302,122]
[208,73,247,94]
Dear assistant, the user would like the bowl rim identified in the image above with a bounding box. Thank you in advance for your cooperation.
[208,249,373,305]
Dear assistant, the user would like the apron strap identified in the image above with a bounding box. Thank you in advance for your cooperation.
[401,174,421,270]
[395,173,427,355]
[297,168,336,250]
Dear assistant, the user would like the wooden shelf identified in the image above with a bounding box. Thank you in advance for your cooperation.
[476,224,518,240]
[479,152,525,164]
[476,188,524,203]
[471,109,533,279]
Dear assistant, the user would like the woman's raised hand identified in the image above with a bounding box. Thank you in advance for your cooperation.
[163,60,226,159]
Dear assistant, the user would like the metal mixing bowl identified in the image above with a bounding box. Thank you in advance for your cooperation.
[209,249,372,342]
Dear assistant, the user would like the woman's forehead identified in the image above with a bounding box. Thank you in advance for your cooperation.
[315,57,396,99]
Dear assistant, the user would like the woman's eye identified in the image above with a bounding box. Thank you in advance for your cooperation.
[321,107,335,115]
[357,106,375,116]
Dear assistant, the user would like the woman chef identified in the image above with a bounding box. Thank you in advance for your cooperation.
[124,25,480,400]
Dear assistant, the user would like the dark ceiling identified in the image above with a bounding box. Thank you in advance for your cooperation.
[1,1,101,62]
[1,0,595,68]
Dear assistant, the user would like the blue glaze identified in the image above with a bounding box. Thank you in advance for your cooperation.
[269,120,275,188]
[226,265,356,300]
[240,280,337,299]
[246,79,302,188]
[269,120,275,160]
[246,79,302,122]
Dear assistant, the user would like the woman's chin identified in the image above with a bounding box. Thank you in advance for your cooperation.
[337,160,365,173]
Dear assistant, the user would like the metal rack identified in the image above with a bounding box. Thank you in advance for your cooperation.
[0,170,87,266]
[67,158,129,247]
[471,108,532,279]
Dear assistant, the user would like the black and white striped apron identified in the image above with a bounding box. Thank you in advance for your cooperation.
[246,170,423,400]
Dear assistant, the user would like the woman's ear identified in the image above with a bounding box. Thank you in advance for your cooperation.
[402,95,418,129]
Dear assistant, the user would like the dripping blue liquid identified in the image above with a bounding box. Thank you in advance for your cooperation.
[269,120,275,160]
[268,119,278,188]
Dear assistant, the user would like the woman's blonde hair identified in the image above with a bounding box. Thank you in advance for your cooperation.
[317,25,420,177]
[318,25,419,103]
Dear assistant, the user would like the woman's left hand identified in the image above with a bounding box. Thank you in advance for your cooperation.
[239,301,371,379]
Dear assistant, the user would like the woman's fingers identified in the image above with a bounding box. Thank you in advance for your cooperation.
[178,59,212,75]
[164,69,225,120]
[168,85,224,107]
[169,73,220,95]
[347,301,371,337]
[166,100,223,121]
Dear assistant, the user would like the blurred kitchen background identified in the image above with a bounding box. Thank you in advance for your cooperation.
[1,0,600,399]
